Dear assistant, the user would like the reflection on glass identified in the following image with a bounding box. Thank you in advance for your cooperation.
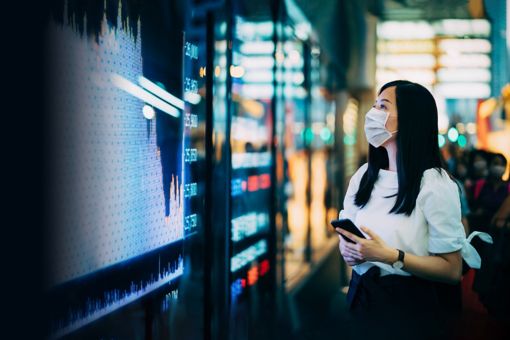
[280,21,338,282]
[229,14,275,338]
[45,3,186,338]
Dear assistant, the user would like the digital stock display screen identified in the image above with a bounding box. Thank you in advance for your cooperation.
[229,16,275,322]
[183,38,204,240]
[45,2,279,338]
[45,6,185,338]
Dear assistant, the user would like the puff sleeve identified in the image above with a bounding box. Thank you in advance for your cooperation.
[417,169,492,269]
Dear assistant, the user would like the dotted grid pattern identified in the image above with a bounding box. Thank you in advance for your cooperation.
[48,16,183,286]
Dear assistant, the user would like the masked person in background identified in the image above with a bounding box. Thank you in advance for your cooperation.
[454,161,469,183]
[469,154,510,327]
[470,153,509,233]
[473,155,489,177]
[335,80,492,340]
[465,150,490,207]
[471,151,490,180]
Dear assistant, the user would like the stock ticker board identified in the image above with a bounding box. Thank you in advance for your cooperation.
[46,8,185,338]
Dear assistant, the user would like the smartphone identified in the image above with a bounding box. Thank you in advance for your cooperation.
[330,218,366,243]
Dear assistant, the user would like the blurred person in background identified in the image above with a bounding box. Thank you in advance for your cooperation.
[448,151,471,235]
[465,149,490,207]
[469,150,490,180]
[492,195,510,228]
[469,154,510,330]
[454,159,469,184]
[446,142,461,174]
[470,153,509,233]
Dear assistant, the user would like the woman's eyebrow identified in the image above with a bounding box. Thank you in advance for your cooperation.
[381,99,392,104]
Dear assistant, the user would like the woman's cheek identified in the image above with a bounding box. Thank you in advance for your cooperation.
[386,116,398,132]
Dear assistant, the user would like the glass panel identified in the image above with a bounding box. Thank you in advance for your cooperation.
[281,28,310,274]
[229,6,276,337]
[44,2,200,338]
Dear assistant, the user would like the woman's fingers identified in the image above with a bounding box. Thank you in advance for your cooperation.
[344,256,363,266]
[359,226,379,241]
[341,246,363,259]
[350,251,364,260]
[339,241,355,256]
[337,228,363,244]
[340,240,362,256]
[337,230,364,262]
[344,240,361,252]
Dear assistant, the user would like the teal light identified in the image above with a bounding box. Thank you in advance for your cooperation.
[438,134,446,148]
[457,135,467,148]
[155,81,166,90]
[343,135,356,146]
[447,127,459,143]
[320,127,332,142]
[302,128,314,145]
[327,133,334,144]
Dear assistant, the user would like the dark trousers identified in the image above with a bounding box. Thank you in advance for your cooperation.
[346,267,452,340]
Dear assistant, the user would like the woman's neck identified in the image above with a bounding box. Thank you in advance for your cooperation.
[383,140,398,172]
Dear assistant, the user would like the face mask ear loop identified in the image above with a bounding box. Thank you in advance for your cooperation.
[381,110,396,135]
[382,110,390,126]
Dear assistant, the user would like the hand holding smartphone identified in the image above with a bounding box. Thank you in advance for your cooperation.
[330,218,366,243]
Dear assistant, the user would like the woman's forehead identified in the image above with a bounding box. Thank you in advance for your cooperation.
[377,86,396,101]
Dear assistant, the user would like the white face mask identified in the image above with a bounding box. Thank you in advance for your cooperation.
[473,160,487,173]
[364,107,397,148]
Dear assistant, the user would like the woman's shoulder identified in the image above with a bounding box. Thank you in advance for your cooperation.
[422,167,454,183]
[351,163,369,181]
[417,168,463,214]
[419,168,459,197]
[357,162,369,174]
[345,163,368,192]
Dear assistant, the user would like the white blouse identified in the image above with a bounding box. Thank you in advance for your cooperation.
[340,163,492,277]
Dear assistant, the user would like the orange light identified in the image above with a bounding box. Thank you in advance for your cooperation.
[259,174,271,189]
[248,176,259,192]
[247,266,259,286]
[199,67,206,78]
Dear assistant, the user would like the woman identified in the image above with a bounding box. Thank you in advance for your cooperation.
[336,80,492,339]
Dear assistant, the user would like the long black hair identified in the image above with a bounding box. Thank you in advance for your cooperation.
[354,80,446,216]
